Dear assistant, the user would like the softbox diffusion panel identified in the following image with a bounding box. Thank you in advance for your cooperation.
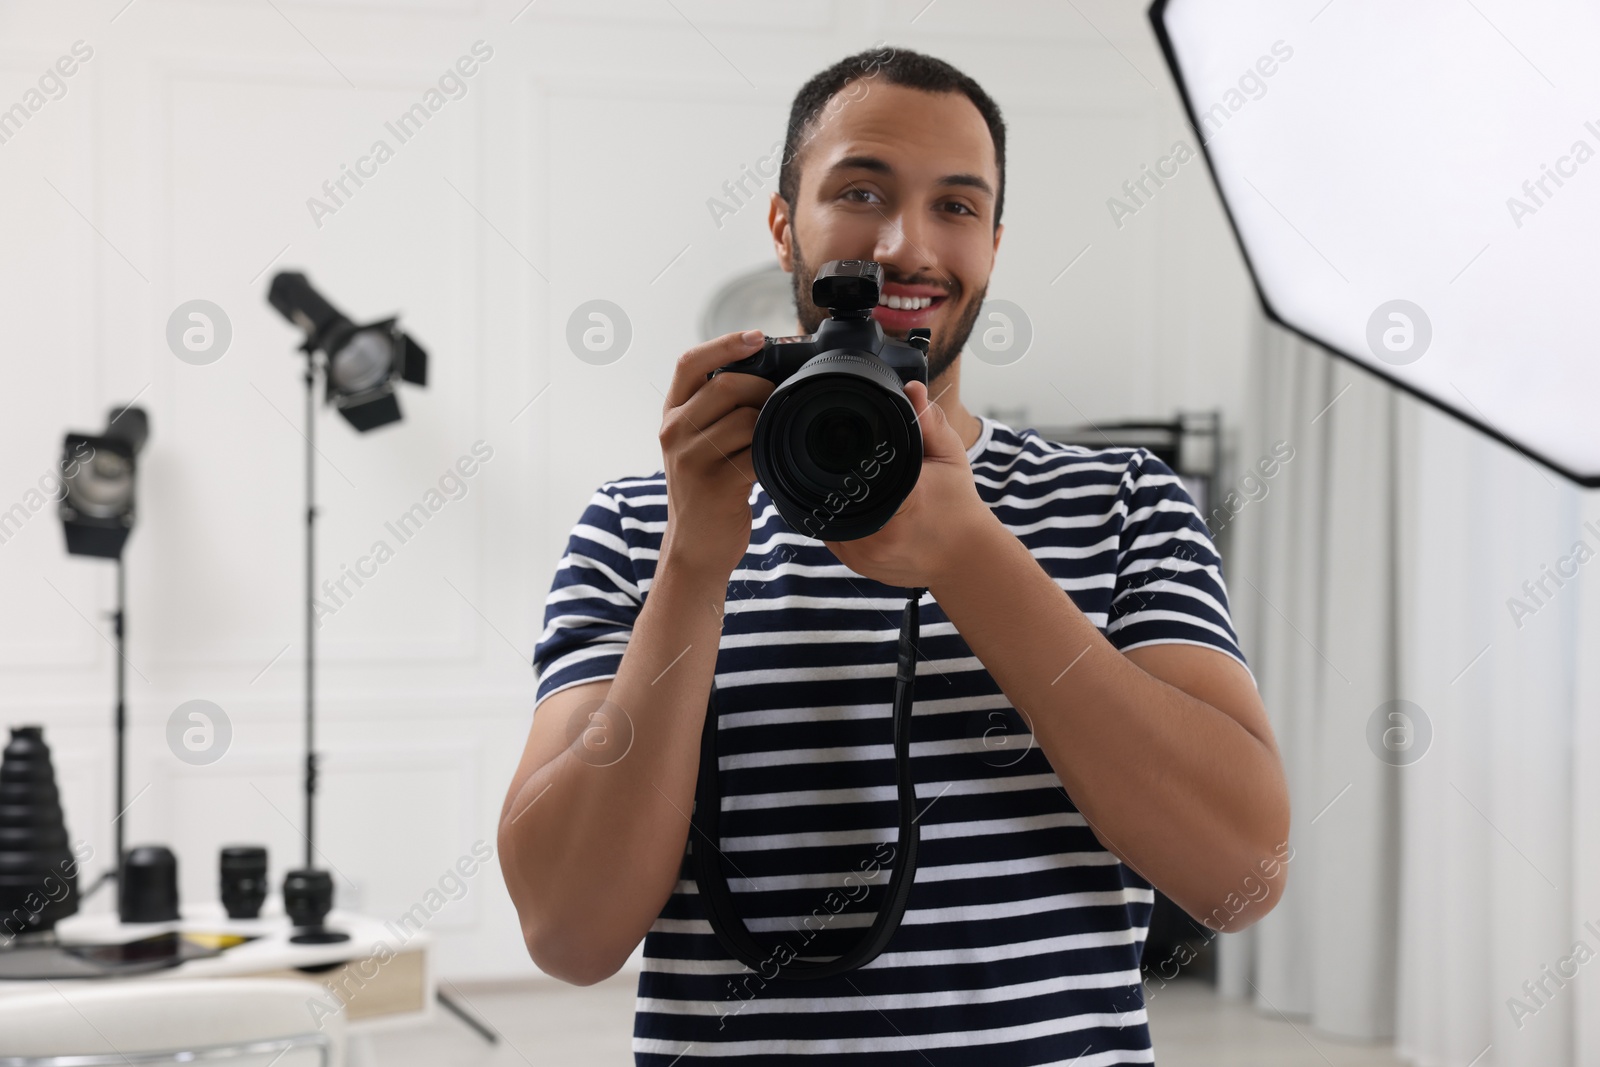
[1150,0,1600,485]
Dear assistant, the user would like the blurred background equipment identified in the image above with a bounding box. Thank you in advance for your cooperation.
[281,868,340,946]
[1151,0,1600,485]
[117,844,179,924]
[266,270,432,946]
[0,726,78,937]
[56,404,149,895]
[219,845,268,921]
[269,271,428,433]
[58,406,148,560]
[701,262,802,341]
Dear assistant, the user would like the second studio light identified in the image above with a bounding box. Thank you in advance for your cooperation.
[57,403,150,893]
[268,271,428,431]
[59,406,150,560]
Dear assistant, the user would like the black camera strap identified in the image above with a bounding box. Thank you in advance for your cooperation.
[692,587,925,981]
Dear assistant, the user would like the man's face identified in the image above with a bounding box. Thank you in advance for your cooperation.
[771,79,1003,384]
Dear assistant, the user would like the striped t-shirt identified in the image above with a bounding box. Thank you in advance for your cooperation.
[533,415,1250,1065]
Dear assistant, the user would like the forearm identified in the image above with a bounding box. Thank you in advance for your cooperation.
[927,512,1289,925]
[498,551,728,981]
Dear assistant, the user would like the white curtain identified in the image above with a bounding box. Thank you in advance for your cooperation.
[1214,317,1600,1067]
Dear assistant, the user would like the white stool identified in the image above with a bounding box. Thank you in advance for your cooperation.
[0,977,344,1066]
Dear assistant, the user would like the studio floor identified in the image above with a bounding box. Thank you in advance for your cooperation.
[363,975,1407,1066]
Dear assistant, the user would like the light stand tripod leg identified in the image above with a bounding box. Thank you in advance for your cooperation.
[81,868,116,901]
[436,988,499,1045]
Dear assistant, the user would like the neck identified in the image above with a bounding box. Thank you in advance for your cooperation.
[931,356,984,451]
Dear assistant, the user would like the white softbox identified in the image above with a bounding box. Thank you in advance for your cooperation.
[1151,0,1600,485]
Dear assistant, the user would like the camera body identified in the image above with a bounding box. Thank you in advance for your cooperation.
[711,260,931,542]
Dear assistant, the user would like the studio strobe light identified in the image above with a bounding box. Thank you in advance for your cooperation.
[268,271,427,432]
[266,270,429,944]
[57,405,149,893]
[59,407,149,559]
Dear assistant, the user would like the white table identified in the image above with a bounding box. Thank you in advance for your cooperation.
[0,898,433,1033]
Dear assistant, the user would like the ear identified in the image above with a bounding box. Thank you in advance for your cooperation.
[991,220,1004,264]
[768,191,794,271]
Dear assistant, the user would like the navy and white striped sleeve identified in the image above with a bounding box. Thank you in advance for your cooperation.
[1105,449,1252,679]
[532,485,642,705]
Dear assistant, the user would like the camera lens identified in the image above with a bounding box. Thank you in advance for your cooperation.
[752,353,921,541]
[220,845,268,920]
[802,398,880,476]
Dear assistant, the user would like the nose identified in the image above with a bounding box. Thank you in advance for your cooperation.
[872,205,938,285]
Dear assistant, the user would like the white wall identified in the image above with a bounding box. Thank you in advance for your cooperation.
[0,0,1256,979]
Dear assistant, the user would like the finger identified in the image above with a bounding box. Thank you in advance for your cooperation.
[908,380,943,435]
[695,424,760,487]
[705,405,763,462]
[662,377,766,454]
[664,330,767,411]
[679,404,762,468]
[905,380,930,420]
[678,369,774,429]
[907,380,962,460]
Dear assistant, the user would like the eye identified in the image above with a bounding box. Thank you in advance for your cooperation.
[841,185,882,204]
[940,200,977,217]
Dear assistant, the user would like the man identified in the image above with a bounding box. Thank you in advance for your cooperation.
[499,48,1289,1064]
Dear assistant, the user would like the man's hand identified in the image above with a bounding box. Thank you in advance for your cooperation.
[658,330,775,581]
[823,380,996,588]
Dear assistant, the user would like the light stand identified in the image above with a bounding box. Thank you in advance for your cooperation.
[280,347,349,946]
[113,559,124,874]
[303,349,318,880]
[89,559,128,899]
[266,271,427,946]
[263,272,491,1042]
[58,406,148,900]
[80,560,128,904]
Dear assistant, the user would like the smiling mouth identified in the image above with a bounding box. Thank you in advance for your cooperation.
[870,289,949,331]
[877,293,939,311]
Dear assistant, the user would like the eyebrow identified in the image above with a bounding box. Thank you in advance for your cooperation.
[830,154,995,199]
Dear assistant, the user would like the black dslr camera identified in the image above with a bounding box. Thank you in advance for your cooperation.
[711,260,930,541]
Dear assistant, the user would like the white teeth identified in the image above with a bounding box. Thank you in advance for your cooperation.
[877,294,933,310]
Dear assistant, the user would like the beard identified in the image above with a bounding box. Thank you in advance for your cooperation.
[790,240,986,385]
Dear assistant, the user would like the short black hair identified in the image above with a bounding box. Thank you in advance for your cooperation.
[778,47,1007,227]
